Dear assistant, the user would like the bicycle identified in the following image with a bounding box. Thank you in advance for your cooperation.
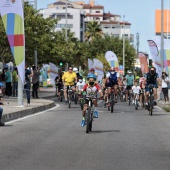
[134,93,139,110]
[107,87,115,113]
[140,89,145,108]
[79,91,86,110]
[67,86,73,109]
[127,89,133,106]
[148,84,154,116]
[58,88,64,102]
[85,96,98,133]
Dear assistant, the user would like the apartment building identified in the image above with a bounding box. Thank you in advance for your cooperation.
[39,1,85,41]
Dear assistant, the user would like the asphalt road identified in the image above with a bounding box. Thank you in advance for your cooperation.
[1,98,170,170]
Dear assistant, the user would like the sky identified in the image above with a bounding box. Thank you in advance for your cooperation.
[37,0,168,55]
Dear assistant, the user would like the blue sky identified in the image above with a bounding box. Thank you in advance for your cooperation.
[37,0,168,54]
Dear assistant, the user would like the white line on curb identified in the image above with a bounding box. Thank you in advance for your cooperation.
[6,104,60,125]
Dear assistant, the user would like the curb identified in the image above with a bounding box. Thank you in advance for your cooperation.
[2,101,56,122]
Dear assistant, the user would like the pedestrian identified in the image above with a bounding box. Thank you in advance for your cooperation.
[12,67,18,97]
[161,72,169,104]
[1,68,6,96]
[25,64,33,106]
[4,67,12,97]
[0,107,5,126]
[32,65,40,99]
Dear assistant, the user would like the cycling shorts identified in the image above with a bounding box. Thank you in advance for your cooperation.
[126,85,133,90]
[145,84,157,92]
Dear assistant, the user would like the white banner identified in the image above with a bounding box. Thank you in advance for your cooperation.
[49,62,58,85]
[88,58,94,71]
[93,59,104,81]
[147,40,162,78]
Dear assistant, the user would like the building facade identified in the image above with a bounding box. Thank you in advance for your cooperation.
[39,1,85,42]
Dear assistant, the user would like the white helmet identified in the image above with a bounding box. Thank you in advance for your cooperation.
[73,67,78,72]
[127,70,132,74]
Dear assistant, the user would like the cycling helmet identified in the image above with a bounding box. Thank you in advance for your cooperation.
[87,73,97,80]
[0,83,3,87]
[136,76,140,80]
[90,68,95,71]
[127,70,132,73]
[73,67,78,72]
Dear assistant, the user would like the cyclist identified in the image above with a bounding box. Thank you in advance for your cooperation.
[125,70,134,103]
[132,80,141,105]
[62,66,77,104]
[104,67,120,105]
[88,68,98,79]
[144,66,161,107]
[76,76,85,94]
[55,72,64,99]
[81,73,103,127]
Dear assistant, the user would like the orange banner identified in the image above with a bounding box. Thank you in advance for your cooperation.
[138,52,149,73]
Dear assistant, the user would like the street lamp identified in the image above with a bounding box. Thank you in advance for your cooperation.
[122,15,125,74]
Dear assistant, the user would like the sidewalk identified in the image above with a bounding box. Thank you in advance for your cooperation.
[1,87,56,122]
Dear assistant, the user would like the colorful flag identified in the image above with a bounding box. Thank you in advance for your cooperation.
[138,52,149,74]
[105,51,119,71]
[93,59,104,81]
[0,0,25,84]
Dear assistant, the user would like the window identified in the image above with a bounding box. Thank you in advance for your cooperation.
[56,24,73,28]
[96,11,100,13]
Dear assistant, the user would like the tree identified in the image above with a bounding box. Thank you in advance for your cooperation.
[85,21,102,41]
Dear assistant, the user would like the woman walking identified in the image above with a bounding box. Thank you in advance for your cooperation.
[161,72,169,104]
[32,65,40,99]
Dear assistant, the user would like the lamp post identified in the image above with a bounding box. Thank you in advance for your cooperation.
[65,0,68,40]
[123,15,125,74]
[161,0,164,70]
[136,32,139,58]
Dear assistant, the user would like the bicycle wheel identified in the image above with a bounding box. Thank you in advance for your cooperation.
[135,99,138,110]
[111,92,114,113]
[149,95,154,116]
[68,92,71,109]
[89,111,93,132]
[142,94,145,108]
[60,90,63,102]
[86,108,91,133]
[120,93,124,102]
[129,93,131,106]
[74,93,78,104]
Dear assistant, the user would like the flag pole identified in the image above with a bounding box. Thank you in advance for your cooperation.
[17,0,25,107]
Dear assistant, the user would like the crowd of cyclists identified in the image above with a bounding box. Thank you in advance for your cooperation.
[55,65,162,127]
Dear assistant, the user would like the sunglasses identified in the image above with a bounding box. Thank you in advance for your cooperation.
[69,69,73,70]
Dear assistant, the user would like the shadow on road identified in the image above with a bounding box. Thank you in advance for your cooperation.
[91,130,120,133]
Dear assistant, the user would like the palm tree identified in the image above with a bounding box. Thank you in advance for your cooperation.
[85,21,102,41]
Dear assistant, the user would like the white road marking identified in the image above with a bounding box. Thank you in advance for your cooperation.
[6,104,60,125]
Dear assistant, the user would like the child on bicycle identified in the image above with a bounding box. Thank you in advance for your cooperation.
[76,76,85,94]
[81,73,103,127]
[132,80,141,105]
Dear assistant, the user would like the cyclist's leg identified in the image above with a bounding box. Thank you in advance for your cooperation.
[153,87,157,105]
[93,99,98,118]
[64,86,68,103]
[81,103,88,127]
[107,87,112,102]
[145,86,149,106]
[114,84,118,102]
[126,86,129,102]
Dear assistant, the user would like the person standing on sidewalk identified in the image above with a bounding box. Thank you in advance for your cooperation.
[0,107,5,126]
[12,67,18,97]
[32,66,40,99]
[5,67,12,97]
[25,64,33,106]
[161,72,169,104]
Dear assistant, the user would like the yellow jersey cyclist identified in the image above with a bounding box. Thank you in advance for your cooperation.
[62,66,77,104]
[81,73,103,127]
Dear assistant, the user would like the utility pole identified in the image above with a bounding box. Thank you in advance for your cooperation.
[136,33,139,58]
[123,15,125,75]
[161,0,164,70]
[65,0,68,40]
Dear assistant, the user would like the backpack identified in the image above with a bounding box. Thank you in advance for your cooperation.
[109,72,117,84]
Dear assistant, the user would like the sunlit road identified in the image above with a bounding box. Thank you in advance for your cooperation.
[1,98,170,170]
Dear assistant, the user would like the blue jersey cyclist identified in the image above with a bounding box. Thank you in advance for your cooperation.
[144,66,161,107]
[104,67,120,105]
